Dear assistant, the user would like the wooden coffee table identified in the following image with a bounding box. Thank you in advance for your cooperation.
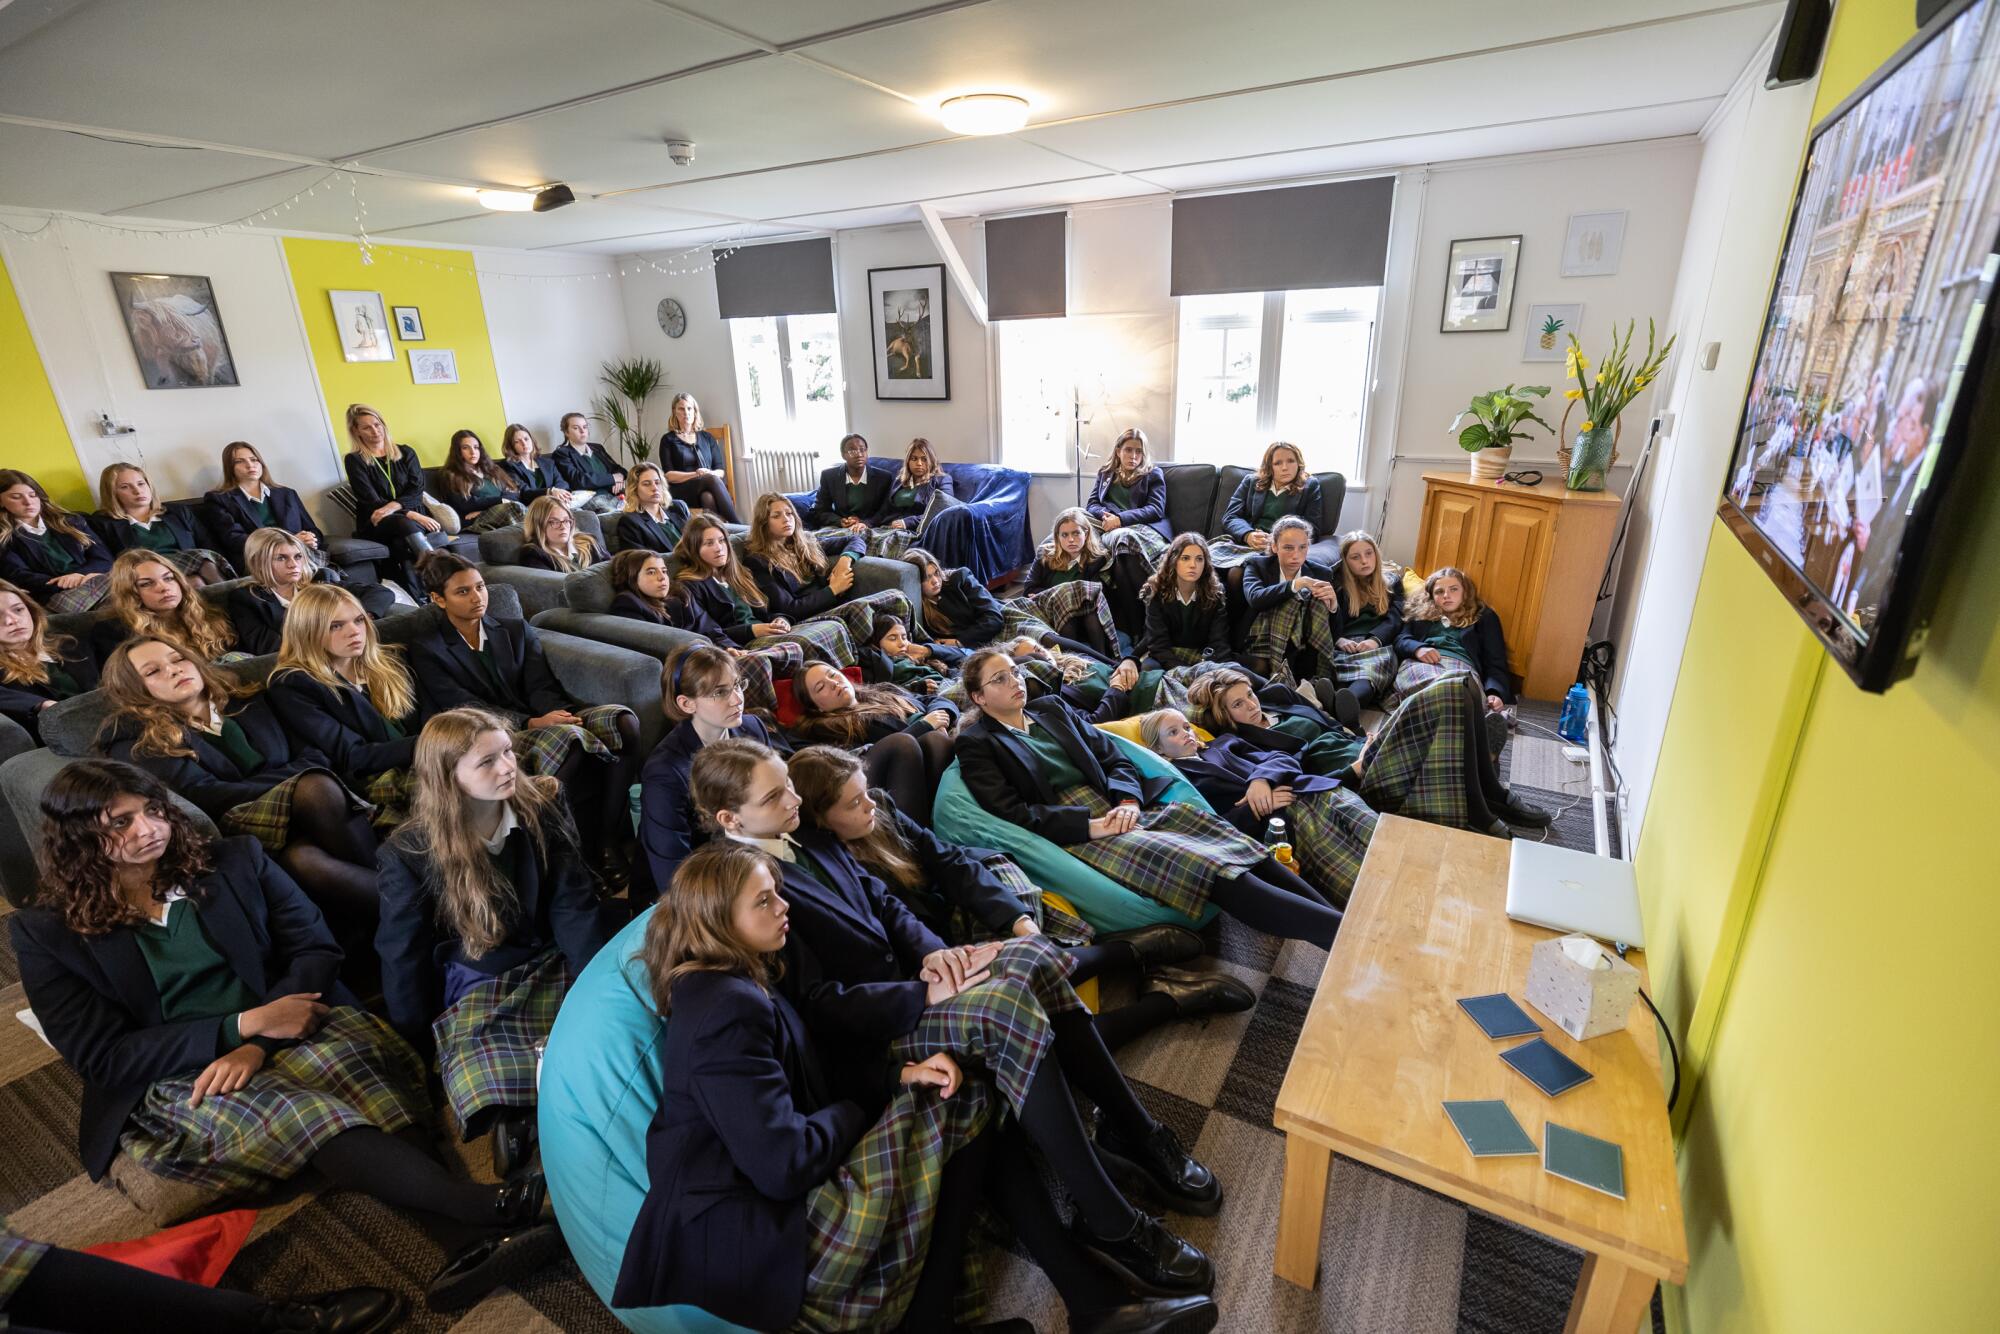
[1273,816,1687,1334]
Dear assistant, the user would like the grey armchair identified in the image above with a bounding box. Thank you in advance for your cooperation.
[530,568,708,664]
[474,511,608,619]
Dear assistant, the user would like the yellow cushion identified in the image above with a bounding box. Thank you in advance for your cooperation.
[1096,717,1214,745]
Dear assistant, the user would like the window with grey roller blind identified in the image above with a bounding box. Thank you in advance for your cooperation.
[984,211,1067,321]
[712,237,837,319]
[1169,178,1394,297]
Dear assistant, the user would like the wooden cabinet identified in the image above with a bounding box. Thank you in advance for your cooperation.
[1412,471,1620,701]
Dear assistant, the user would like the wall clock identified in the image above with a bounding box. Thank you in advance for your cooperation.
[656,297,687,338]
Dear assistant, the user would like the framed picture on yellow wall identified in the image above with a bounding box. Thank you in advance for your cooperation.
[329,289,393,362]
[393,305,424,340]
[409,348,458,385]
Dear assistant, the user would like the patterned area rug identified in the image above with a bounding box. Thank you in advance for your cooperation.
[0,700,1663,1333]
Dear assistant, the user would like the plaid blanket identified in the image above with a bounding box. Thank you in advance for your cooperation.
[223,768,371,852]
[0,1224,49,1309]
[1054,784,1266,920]
[810,525,916,561]
[1393,656,1474,699]
[512,703,631,777]
[119,1006,429,1193]
[1331,644,1399,695]
[752,618,856,670]
[1285,786,1379,908]
[1358,673,1475,830]
[806,590,914,657]
[1097,523,1167,564]
[1204,537,1263,570]
[1000,580,1117,649]
[434,950,569,1135]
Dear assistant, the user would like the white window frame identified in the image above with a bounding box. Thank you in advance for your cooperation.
[729,310,849,454]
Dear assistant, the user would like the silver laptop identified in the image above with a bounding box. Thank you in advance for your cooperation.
[1505,840,1646,948]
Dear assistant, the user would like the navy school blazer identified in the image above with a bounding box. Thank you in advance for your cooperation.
[265,668,421,783]
[1335,581,1406,647]
[224,575,397,658]
[1238,554,1338,614]
[611,969,869,1326]
[1220,475,1324,541]
[0,524,113,603]
[91,504,220,561]
[9,836,347,1178]
[805,464,893,530]
[743,532,863,622]
[1397,607,1513,703]
[374,809,614,1051]
[954,696,1176,846]
[607,502,690,555]
[1173,732,1344,837]
[1085,466,1173,541]
[1024,550,1110,596]
[343,448,429,536]
[517,542,605,573]
[201,486,324,569]
[667,576,760,645]
[869,469,955,527]
[865,797,1033,942]
[100,693,335,819]
[497,457,567,505]
[0,646,98,744]
[1138,588,1232,665]
[402,609,573,717]
[921,567,1003,645]
[637,713,785,896]
[550,441,625,493]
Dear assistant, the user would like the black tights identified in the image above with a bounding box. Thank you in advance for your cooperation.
[8,1245,271,1334]
[865,731,952,827]
[278,773,378,922]
[1106,551,1151,641]
[311,1125,508,1253]
[1209,854,1342,949]
[369,514,443,595]
[549,712,644,858]
[1055,611,1116,660]
[670,478,739,524]
[1018,1048,1138,1238]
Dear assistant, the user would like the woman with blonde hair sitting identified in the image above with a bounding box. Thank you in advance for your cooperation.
[657,391,737,519]
[517,495,604,573]
[343,401,446,593]
[95,549,243,665]
[377,708,616,1176]
[225,527,394,658]
[0,578,95,744]
[94,461,229,585]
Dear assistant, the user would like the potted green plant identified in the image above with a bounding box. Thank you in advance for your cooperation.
[1451,384,1553,481]
[592,357,665,466]
[1560,319,1675,491]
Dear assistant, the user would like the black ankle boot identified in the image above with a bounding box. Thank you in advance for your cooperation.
[490,1109,537,1178]
[1072,1295,1221,1334]
[1096,923,1205,972]
[257,1287,405,1333]
[1095,1121,1222,1217]
[1071,1210,1214,1296]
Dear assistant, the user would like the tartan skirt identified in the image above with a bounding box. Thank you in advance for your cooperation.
[1392,655,1476,698]
[223,768,372,852]
[985,857,1096,947]
[1252,594,1342,685]
[1205,537,1263,569]
[156,546,231,578]
[751,618,856,670]
[1098,523,1167,564]
[1357,673,1474,830]
[434,949,569,1135]
[808,590,915,658]
[512,702,632,777]
[43,573,110,615]
[889,933,1079,1115]
[1000,580,1116,648]
[362,766,412,830]
[808,524,915,561]
[119,1006,430,1193]
[1331,644,1400,695]
[1054,784,1268,920]
[793,1077,993,1333]
[0,1223,49,1310]
[1284,786,1380,909]
[464,500,528,533]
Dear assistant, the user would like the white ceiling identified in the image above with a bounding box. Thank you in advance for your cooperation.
[0,0,1781,255]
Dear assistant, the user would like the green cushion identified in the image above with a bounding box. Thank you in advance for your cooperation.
[932,731,1222,933]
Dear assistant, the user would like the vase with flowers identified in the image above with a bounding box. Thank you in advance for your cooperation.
[1560,320,1675,491]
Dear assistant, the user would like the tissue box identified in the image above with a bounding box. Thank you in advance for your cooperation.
[1524,934,1640,1041]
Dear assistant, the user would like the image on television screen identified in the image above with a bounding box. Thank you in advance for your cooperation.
[1725,0,2000,644]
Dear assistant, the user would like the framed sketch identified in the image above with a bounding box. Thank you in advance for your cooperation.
[1441,235,1521,333]
[392,305,424,340]
[408,348,459,385]
[1561,211,1628,277]
[1523,303,1584,362]
[109,272,239,389]
[869,263,949,400]
[329,289,393,362]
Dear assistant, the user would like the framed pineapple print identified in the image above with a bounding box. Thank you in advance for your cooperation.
[1522,303,1583,362]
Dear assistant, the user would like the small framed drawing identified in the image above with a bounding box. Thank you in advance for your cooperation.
[329,289,393,362]
[408,348,459,385]
[1441,236,1521,333]
[1561,211,1627,277]
[1523,303,1584,362]
[392,306,424,341]
[869,263,950,400]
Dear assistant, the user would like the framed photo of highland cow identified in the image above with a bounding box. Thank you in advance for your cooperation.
[869,263,949,400]
[109,272,240,389]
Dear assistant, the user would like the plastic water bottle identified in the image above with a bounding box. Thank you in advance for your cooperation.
[1558,683,1591,745]
[1264,817,1296,869]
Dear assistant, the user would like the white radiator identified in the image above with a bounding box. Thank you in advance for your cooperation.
[741,447,822,498]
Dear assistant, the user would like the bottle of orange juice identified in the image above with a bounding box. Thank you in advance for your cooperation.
[1264,817,1295,868]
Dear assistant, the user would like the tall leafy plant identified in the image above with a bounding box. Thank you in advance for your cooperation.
[1451,383,1553,452]
[592,357,665,465]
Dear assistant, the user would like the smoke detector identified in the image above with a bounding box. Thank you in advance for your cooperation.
[665,139,695,166]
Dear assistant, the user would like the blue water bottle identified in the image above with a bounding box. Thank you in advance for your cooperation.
[1557,683,1591,745]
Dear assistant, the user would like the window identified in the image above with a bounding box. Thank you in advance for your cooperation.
[728,311,847,452]
[994,319,1076,475]
[1172,285,1378,477]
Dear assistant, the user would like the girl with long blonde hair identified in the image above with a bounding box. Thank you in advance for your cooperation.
[378,708,615,1175]
[614,461,690,554]
[269,583,422,819]
[100,549,240,664]
[1323,529,1406,719]
[0,469,112,612]
[225,526,394,657]
[875,436,955,532]
[1395,567,1514,736]
[0,578,96,743]
[94,461,228,584]
[518,495,603,573]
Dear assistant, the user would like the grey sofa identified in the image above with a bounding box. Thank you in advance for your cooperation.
[1159,463,1347,565]
[529,567,708,664]
[473,510,609,619]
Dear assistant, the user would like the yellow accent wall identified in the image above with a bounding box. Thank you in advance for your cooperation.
[1647,2,2000,1330]
[0,252,87,507]
[282,238,506,465]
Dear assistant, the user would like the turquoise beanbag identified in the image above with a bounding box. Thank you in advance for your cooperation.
[932,732,1222,934]
[538,907,753,1334]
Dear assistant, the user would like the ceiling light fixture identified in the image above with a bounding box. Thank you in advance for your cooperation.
[938,93,1030,136]
[475,189,536,212]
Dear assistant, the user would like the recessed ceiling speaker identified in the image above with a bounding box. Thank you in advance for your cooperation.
[532,184,576,212]
[1766,0,1832,89]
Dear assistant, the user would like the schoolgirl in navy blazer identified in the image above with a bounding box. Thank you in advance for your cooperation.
[1085,466,1173,541]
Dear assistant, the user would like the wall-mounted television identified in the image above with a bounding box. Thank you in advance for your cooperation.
[1720,0,2000,691]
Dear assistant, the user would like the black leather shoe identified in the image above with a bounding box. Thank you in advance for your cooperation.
[1095,1121,1222,1217]
[425,1222,564,1311]
[1072,1211,1213,1295]
[1484,709,1510,756]
[1096,924,1204,972]
[1143,967,1255,1020]
[1502,797,1554,828]
[1073,1294,1221,1334]
[1331,684,1363,731]
[494,1170,553,1225]
[490,1109,537,1178]
[258,1287,405,1333]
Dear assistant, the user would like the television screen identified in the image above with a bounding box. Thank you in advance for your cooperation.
[1720,0,2000,690]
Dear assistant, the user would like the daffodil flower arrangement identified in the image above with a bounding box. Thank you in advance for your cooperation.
[1564,319,1675,432]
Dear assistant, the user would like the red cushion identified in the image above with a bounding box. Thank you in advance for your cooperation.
[772,664,864,729]
[83,1208,257,1286]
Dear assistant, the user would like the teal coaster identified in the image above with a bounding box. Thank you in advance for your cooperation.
[1543,1121,1625,1199]
[1443,1100,1537,1157]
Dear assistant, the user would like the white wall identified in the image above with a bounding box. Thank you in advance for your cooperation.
[615,243,743,468]
[0,216,343,511]
[477,249,631,454]
[1606,41,1819,839]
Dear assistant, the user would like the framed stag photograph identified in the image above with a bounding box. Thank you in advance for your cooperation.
[109,272,240,389]
[869,263,949,399]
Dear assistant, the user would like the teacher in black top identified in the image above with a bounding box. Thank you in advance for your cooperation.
[657,392,738,522]
[343,402,445,596]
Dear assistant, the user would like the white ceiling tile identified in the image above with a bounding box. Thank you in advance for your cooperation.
[655,0,960,46]
[0,123,281,216]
